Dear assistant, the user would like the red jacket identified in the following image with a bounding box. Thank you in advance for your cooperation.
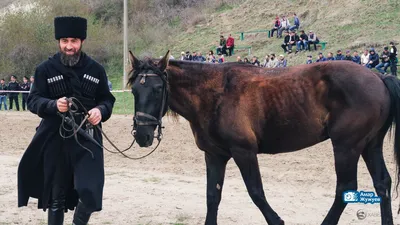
[226,36,234,47]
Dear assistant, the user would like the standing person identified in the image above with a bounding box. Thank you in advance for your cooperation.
[17,16,115,225]
[0,79,7,110]
[8,75,20,111]
[389,41,397,76]
[20,76,31,111]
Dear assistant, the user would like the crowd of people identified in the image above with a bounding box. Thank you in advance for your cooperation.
[305,42,398,76]
[0,75,34,111]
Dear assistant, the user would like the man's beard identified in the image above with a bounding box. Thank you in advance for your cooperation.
[60,47,82,67]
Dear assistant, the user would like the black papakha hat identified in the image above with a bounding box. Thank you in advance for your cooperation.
[54,16,87,40]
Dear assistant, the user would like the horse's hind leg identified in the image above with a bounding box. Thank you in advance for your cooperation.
[321,143,362,225]
[232,148,284,225]
[362,135,393,225]
[204,151,230,225]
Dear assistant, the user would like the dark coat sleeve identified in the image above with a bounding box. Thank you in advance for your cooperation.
[95,67,115,122]
[27,64,58,118]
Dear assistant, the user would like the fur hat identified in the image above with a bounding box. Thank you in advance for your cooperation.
[54,16,87,40]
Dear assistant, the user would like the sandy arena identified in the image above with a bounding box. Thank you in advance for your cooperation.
[1,111,400,225]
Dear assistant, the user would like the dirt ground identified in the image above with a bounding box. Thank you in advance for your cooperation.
[1,111,400,225]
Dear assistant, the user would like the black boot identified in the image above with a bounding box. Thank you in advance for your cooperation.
[48,199,65,225]
[72,201,92,225]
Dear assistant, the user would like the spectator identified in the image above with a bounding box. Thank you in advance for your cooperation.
[236,56,243,62]
[365,48,380,69]
[191,51,198,61]
[389,41,397,76]
[180,52,185,60]
[218,53,225,63]
[278,15,290,38]
[262,55,270,67]
[271,16,281,38]
[207,50,216,63]
[297,30,308,51]
[217,35,227,55]
[343,50,352,61]
[267,54,279,68]
[184,51,192,60]
[8,75,20,111]
[251,56,260,66]
[0,79,7,110]
[197,52,206,62]
[243,57,250,63]
[335,50,345,60]
[326,52,335,61]
[289,13,300,31]
[316,52,327,62]
[360,49,370,66]
[375,47,391,74]
[226,34,235,57]
[352,51,361,64]
[307,31,319,51]
[277,55,287,67]
[20,76,30,111]
[281,31,299,54]
[306,55,313,64]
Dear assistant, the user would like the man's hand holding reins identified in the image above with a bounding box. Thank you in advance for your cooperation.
[88,108,102,125]
[57,97,69,112]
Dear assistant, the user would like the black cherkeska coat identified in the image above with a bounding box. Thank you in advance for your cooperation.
[17,52,115,212]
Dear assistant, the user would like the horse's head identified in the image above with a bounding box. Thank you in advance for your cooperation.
[128,50,170,147]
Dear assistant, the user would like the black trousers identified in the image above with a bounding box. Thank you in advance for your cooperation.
[9,95,19,111]
[22,93,28,110]
[390,58,397,76]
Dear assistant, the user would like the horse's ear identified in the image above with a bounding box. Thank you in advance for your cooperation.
[158,50,170,71]
[129,50,141,70]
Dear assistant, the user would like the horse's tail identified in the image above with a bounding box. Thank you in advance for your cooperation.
[381,75,400,213]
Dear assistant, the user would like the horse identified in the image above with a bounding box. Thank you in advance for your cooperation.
[127,50,400,225]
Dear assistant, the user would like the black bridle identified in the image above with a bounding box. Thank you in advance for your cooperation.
[57,71,169,160]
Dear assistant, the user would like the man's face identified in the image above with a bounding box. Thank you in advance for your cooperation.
[59,38,83,56]
[11,76,15,82]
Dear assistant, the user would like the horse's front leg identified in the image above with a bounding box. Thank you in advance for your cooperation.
[232,147,284,225]
[204,151,230,225]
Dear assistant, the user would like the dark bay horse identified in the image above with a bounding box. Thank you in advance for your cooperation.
[127,50,400,225]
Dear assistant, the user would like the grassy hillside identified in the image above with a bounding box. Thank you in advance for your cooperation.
[159,0,400,66]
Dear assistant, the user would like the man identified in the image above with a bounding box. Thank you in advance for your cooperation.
[335,50,345,60]
[343,50,352,61]
[226,34,235,57]
[18,16,115,225]
[20,76,31,111]
[281,31,299,54]
[352,51,361,64]
[307,31,319,51]
[216,35,227,56]
[297,30,308,51]
[389,41,397,76]
[316,52,327,62]
[360,49,370,66]
[289,13,300,31]
[365,48,380,69]
[8,75,20,111]
[375,46,391,74]
[0,79,7,110]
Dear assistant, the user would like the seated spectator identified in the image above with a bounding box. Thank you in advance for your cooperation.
[277,55,287,67]
[267,54,279,68]
[218,53,225,63]
[236,56,243,62]
[297,30,308,51]
[271,16,281,38]
[196,52,206,62]
[326,52,335,61]
[191,51,198,61]
[278,15,290,38]
[251,56,260,66]
[262,55,270,67]
[180,51,185,60]
[360,49,370,66]
[289,13,300,31]
[281,31,299,54]
[334,50,345,60]
[216,35,227,55]
[307,31,319,51]
[226,34,235,56]
[184,51,192,60]
[343,50,352,60]
[352,51,361,64]
[207,50,216,63]
[365,48,380,69]
[306,55,313,64]
[243,57,250,63]
[316,52,327,62]
[375,47,391,74]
